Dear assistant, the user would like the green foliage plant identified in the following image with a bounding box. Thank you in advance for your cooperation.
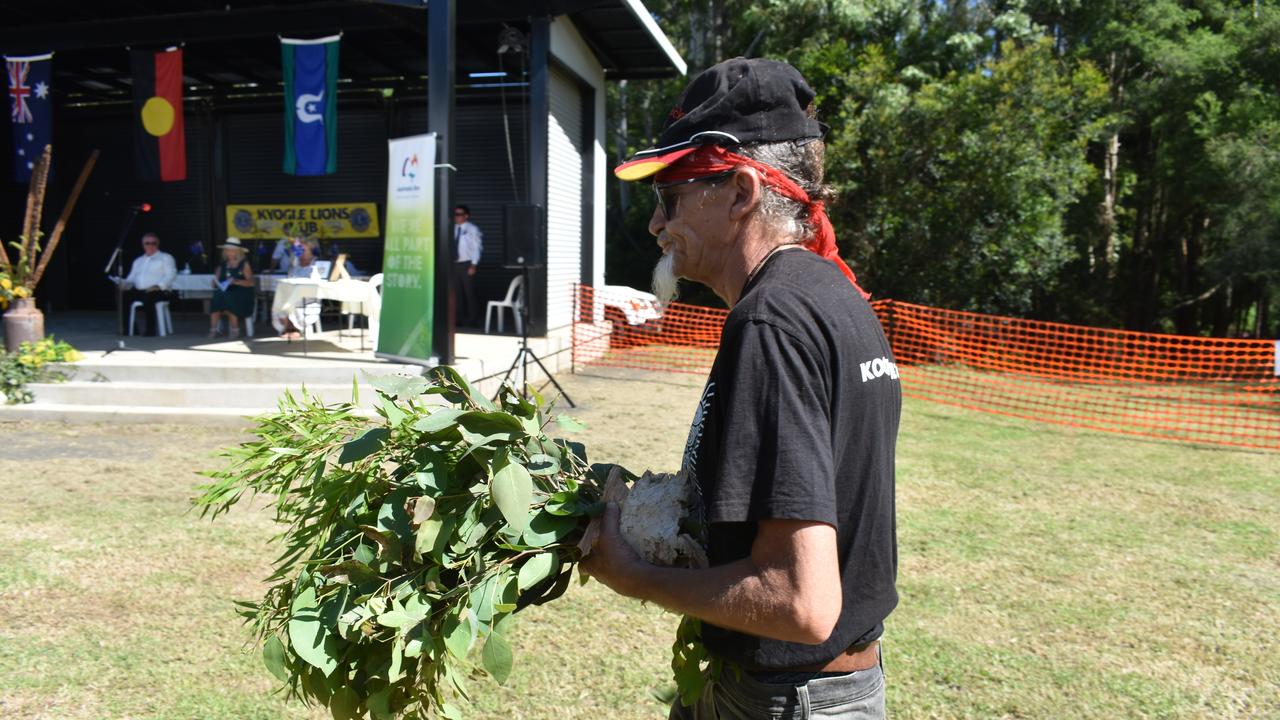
[196,368,627,719]
[0,336,79,404]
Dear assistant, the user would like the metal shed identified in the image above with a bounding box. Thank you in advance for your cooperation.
[0,0,685,362]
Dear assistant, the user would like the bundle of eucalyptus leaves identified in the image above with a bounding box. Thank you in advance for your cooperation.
[196,367,646,719]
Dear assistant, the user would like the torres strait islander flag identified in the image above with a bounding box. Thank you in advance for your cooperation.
[5,53,53,183]
[281,35,340,176]
[131,47,187,182]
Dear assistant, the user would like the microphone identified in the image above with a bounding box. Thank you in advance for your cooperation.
[132,203,153,212]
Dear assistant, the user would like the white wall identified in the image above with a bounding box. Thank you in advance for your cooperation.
[548,17,607,329]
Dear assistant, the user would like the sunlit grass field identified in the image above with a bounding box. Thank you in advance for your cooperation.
[1,369,1276,718]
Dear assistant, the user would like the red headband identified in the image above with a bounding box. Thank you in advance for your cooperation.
[656,145,869,299]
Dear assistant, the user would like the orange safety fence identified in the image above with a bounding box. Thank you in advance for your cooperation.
[572,285,1280,451]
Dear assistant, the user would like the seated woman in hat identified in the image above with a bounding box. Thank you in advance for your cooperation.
[208,237,256,338]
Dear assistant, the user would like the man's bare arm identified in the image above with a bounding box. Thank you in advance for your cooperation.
[579,504,842,645]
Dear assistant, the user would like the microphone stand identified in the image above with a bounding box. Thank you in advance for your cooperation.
[105,206,144,337]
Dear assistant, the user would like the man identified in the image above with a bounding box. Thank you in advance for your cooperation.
[118,232,177,336]
[452,205,483,327]
[580,58,901,719]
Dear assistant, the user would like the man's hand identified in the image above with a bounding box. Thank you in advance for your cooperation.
[578,502,646,597]
[467,265,477,277]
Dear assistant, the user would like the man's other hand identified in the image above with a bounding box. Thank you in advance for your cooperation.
[579,502,645,597]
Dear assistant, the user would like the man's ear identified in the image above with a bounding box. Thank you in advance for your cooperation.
[728,167,763,221]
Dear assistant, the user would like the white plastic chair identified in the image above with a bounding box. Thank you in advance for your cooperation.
[367,273,384,348]
[298,299,323,338]
[128,300,173,337]
[244,294,256,338]
[485,275,524,335]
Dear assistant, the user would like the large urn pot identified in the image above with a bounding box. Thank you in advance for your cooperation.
[3,297,44,353]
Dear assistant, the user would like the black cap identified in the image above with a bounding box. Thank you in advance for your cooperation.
[614,57,824,181]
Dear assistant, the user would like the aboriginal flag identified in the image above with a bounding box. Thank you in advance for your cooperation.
[131,48,186,182]
[281,35,339,176]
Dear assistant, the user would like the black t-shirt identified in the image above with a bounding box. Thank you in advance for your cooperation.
[681,248,901,669]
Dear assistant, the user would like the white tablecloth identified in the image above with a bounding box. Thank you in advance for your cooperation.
[172,273,215,298]
[271,278,381,339]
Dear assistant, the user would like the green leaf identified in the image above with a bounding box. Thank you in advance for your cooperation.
[411,448,451,494]
[409,496,436,526]
[376,487,415,548]
[440,702,463,720]
[376,610,415,628]
[404,636,424,658]
[414,516,447,562]
[411,408,466,433]
[555,439,589,465]
[359,525,402,563]
[262,635,289,683]
[381,397,407,426]
[443,612,473,659]
[526,453,560,476]
[490,461,534,534]
[389,636,405,682]
[517,552,559,592]
[481,632,514,685]
[543,489,583,516]
[555,414,587,432]
[328,685,360,720]
[288,586,342,676]
[521,511,579,547]
[457,410,526,435]
[338,427,391,464]
[458,428,520,453]
[430,365,496,411]
[367,373,431,400]
[317,560,378,585]
[367,686,393,720]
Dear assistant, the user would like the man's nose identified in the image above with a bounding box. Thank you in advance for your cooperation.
[648,203,665,238]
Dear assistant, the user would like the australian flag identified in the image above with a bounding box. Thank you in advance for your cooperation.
[6,53,53,183]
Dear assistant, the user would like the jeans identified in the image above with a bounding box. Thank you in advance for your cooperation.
[668,663,885,720]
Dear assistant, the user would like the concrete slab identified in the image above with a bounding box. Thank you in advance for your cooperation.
[3,311,588,425]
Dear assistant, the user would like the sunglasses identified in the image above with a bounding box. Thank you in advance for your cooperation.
[652,170,736,219]
[453,211,467,216]
[142,241,158,246]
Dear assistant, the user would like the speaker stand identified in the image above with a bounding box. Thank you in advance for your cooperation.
[495,265,575,408]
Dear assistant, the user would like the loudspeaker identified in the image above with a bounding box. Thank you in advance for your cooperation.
[503,203,543,268]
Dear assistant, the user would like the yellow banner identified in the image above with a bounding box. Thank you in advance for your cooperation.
[225,203,380,239]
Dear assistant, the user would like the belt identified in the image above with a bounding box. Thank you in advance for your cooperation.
[748,641,879,674]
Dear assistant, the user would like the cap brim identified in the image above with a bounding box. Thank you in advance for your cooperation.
[613,146,700,182]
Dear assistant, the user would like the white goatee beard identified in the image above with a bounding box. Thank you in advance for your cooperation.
[651,252,679,305]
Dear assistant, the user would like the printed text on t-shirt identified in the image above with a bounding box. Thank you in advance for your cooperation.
[860,357,899,383]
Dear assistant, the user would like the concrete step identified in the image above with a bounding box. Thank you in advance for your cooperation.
[58,360,423,385]
[0,402,291,427]
[27,382,368,409]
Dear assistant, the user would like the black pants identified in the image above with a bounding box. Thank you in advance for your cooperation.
[122,288,175,336]
[452,262,478,326]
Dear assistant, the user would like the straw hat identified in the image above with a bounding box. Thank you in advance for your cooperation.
[217,237,248,253]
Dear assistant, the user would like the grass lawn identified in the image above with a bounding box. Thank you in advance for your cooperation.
[0,369,1276,719]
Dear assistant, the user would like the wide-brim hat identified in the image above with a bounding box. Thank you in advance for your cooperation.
[613,57,825,182]
[217,237,248,252]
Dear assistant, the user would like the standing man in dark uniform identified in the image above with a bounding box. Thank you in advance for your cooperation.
[452,204,483,327]
[581,58,901,719]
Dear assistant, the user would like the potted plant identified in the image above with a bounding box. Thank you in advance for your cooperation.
[1,145,98,353]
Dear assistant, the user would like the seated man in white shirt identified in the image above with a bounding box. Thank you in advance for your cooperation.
[117,232,178,336]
